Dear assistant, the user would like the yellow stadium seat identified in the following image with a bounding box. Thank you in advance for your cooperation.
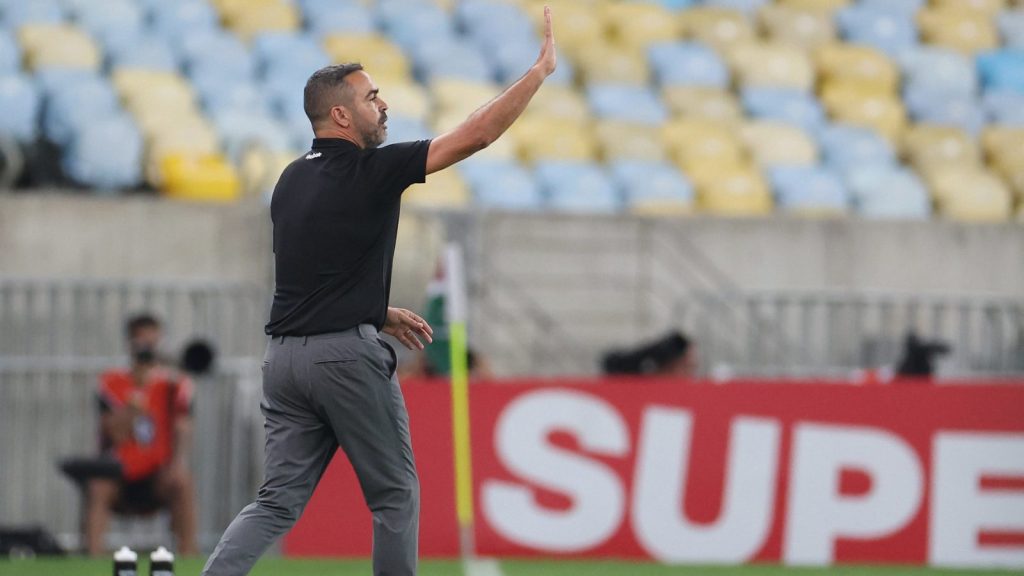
[776,0,851,12]
[576,42,650,86]
[662,87,743,123]
[925,166,1013,221]
[903,124,981,171]
[918,7,999,54]
[322,35,411,84]
[113,70,198,115]
[679,7,756,49]
[524,84,591,123]
[522,0,605,59]
[982,126,1024,167]
[759,4,837,48]
[821,81,907,142]
[224,2,301,40]
[240,148,298,197]
[662,120,748,184]
[160,154,242,203]
[816,43,900,94]
[630,198,694,217]
[18,25,101,71]
[594,121,667,162]
[603,2,679,50]
[382,82,431,122]
[403,167,471,209]
[510,117,598,162]
[430,79,501,116]
[696,167,774,216]
[726,41,815,91]
[739,120,818,167]
[932,0,1008,14]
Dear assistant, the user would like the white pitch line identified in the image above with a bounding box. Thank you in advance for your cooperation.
[463,557,505,576]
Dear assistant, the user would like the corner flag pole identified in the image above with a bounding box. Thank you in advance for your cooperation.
[445,243,475,557]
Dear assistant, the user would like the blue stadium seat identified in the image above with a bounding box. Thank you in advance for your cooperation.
[654,0,700,10]
[300,0,376,36]
[587,85,668,125]
[62,114,143,190]
[42,73,121,145]
[1000,10,1024,49]
[72,0,143,49]
[198,80,273,117]
[182,32,256,83]
[212,110,295,161]
[410,37,494,83]
[456,0,535,52]
[0,0,64,28]
[252,32,330,84]
[904,86,985,134]
[609,160,694,207]
[741,88,826,135]
[977,50,1024,93]
[648,42,730,88]
[108,37,178,72]
[983,89,1024,125]
[382,115,434,145]
[847,166,931,219]
[461,159,544,211]
[858,0,924,16]
[0,30,18,73]
[535,161,622,214]
[701,0,769,16]
[149,0,220,46]
[378,1,456,50]
[837,4,918,56]
[899,47,978,97]
[0,74,41,142]
[819,124,896,173]
[488,37,575,85]
[769,166,850,213]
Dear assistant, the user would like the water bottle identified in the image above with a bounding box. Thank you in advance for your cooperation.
[113,546,138,576]
[150,546,175,576]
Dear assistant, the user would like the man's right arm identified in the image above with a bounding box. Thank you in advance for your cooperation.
[425,5,557,175]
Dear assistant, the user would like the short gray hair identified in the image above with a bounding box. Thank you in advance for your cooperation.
[303,63,364,125]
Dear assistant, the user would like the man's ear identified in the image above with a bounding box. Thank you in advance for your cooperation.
[330,105,350,128]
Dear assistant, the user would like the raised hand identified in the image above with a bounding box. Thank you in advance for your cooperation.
[534,5,557,77]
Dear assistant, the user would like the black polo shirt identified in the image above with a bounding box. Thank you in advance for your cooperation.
[265,137,431,336]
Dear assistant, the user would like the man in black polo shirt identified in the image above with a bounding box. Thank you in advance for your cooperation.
[201,7,557,576]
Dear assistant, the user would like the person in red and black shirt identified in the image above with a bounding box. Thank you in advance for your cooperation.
[86,313,198,556]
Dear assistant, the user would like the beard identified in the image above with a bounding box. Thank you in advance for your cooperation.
[358,113,387,149]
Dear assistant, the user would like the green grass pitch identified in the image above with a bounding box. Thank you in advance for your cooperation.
[0,557,1017,576]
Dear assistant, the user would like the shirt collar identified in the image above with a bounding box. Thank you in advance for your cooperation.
[312,138,361,151]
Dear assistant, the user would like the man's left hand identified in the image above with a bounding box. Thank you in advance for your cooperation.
[383,307,434,350]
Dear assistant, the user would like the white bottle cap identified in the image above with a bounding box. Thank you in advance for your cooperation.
[150,546,175,562]
[114,546,137,562]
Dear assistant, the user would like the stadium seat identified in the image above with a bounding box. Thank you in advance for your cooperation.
[821,82,908,142]
[858,0,925,14]
[603,2,679,51]
[678,7,756,49]
[253,32,331,84]
[160,154,242,202]
[696,166,774,216]
[322,35,412,84]
[109,38,178,72]
[146,120,221,180]
[63,115,144,190]
[847,166,932,218]
[982,89,1024,124]
[211,110,295,162]
[410,37,494,83]
[403,167,471,209]
[149,0,220,41]
[903,86,985,133]
[918,6,1000,53]
[925,166,1013,221]
[982,125,1024,200]
[662,87,744,123]
[43,73,122,145]
[301,0,376,37]
[815,43,900,94]
[576,42,651,86]
[837,4,918,56]
[0,31,17,74]
[594,121,667,162]
[534,161,622,214]
[977,49,1024,92]
[740,120,819,167]
[903,124,982,171]
[663,118,748,179]
[379,1,457,51]
[457,0,536,52]
[379,82,431,123]
[819,124,897,172]
[587,85,669,125]
[932,0,1008,15]
[198,82,273,117]
[999,9,1024,48]
[899,47,978,97]
[610,160,695,215]
[759,4,837,48]
[777,0,851,11]
[741,88,827,134]
[769,166,850,215]
[460,159,544,211]
[519,0,603,59]
[0,0,64,28]
[510,117,598,163]
[18,24,102,72]
[648,42,731,88]
[0,74,41,142]
[431,79,501,117]
[726,41,816,91]
[382,115,434,145]
[485,35,575,86]
[523,84,592,123]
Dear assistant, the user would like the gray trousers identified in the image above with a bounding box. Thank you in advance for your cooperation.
[201,325,419,576]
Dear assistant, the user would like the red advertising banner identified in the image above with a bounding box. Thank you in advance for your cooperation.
[285,378,1024,568]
